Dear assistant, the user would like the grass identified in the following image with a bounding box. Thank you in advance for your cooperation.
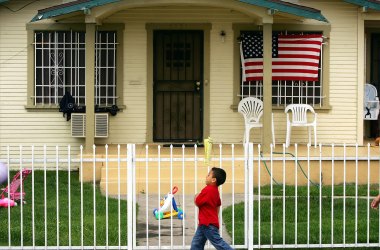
[223,184,380,246]
[0,171,128,247]
[3,171,380,248]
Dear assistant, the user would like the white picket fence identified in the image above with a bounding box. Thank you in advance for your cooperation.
[1,143,380,249]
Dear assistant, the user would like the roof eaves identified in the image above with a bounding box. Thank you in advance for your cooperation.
[239,0,329,23]
[344,0,380,11]
[30,0,328,23]
[31,0,121,22]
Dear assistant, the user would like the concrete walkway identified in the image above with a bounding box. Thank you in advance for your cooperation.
[135,193,245,248]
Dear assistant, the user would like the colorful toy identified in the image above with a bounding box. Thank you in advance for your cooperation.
[153,186,184,220]
[0,197,16,208]
[0,162,8,185]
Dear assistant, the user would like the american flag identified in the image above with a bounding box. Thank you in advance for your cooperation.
[240,32,323,82]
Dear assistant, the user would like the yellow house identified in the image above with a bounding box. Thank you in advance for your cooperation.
[0,0,379,157]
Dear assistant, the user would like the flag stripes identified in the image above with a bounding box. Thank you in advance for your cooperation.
[241,33,323,82]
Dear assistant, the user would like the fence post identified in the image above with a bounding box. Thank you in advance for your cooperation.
[127,144,134,249]
[248,143,254,250]
[133,144,137,249]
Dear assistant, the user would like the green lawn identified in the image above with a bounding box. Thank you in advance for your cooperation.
[0,171,128,247]
[3,171,380,248]
[224,185,380,246]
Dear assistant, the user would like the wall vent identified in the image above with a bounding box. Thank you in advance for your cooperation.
[95,113,109,137]
[71,113,109,138]
[71,114,86,137]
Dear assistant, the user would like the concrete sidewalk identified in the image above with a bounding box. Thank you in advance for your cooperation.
[136,193,245,248]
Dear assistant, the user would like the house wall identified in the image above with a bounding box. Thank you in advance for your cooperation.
[0,0,80,162]
[305,0,362,144]
[0,0,367,162]
[102,1,363,145]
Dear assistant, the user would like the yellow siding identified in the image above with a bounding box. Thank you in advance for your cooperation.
[0,0,84,162]
[273,0,361,145]
[315,0,360,144]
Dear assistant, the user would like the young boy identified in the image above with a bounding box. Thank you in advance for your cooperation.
[191,167,233,250]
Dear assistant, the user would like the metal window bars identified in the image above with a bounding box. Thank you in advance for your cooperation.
[239,32,326,107]
[33,30,117,106]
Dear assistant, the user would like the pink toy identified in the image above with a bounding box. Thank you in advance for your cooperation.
[0,197,16,207]
[1,169,31,202]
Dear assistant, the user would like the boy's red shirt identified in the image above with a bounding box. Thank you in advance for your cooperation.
[195,185,221,228]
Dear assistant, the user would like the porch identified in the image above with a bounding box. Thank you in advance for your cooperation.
[78,142,380,196]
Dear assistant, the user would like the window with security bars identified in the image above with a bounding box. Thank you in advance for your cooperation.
[34,30,117,106]
[95,31,117,106]
[240,31,325,107]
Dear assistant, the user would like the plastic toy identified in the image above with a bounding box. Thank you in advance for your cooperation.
[1,169,31,202]
[153,186,184,220]
[0,197,16,208]
[0,162,8,185]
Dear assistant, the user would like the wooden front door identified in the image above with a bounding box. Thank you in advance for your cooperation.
[153,30,203,142]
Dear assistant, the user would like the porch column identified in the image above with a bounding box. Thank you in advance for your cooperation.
[85,23,95,151]
[262,23,273,153]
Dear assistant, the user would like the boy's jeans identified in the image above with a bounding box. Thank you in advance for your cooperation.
[191,225,233,250]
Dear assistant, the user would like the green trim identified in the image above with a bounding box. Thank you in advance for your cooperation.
[31,0,328,23]
[344,0,380,11]
[31,0,121,22]
[239,0,328,23]
[0,0,8,3]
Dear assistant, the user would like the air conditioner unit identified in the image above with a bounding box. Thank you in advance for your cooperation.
[71,113,109,138]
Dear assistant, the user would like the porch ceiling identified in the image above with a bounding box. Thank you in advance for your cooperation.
[344,0,380,11]
[30,0,328,23]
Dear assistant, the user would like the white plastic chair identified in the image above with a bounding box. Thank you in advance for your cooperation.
[238,97,275,147]
[364,83,380,120]
[285,104,317,148]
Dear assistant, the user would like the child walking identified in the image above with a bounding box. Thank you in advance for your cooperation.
[191,167,233,250]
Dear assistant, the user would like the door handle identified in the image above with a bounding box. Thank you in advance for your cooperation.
[196,81,201,91]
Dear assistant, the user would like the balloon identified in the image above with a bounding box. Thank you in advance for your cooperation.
[0,162,8,185]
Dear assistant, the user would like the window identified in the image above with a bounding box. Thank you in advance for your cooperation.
[34,31,86,105]
[33,30,118,107]
[232,24,330,110]
[95,31,117,106]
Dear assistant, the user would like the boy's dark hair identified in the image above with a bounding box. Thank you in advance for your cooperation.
[211,167,226,186]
